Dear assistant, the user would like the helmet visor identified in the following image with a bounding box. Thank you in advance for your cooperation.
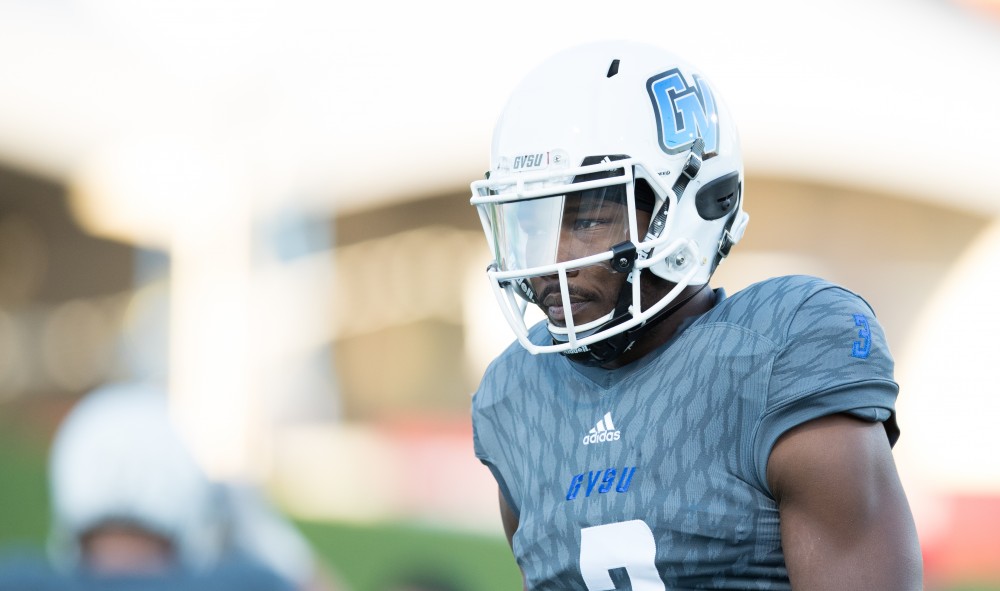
[483,183,633,274]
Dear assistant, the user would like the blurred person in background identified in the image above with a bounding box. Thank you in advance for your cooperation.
[469,40,922,589]
[0,381,346,591]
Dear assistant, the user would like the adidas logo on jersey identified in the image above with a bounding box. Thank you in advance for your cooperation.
[582,412,621,445]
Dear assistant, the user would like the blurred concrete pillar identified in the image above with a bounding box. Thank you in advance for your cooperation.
[896,215,1000,494]
[71,137,265,482]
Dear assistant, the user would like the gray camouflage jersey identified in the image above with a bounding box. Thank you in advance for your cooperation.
[472,275,899,590]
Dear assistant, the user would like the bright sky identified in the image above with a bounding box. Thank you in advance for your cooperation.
[0,0,998,228]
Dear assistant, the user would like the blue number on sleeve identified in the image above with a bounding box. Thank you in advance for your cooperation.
[851,314,871,359]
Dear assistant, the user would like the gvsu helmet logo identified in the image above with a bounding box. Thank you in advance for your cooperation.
[646,68,720,157]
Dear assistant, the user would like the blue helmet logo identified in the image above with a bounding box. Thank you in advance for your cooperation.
[646,68,720,157]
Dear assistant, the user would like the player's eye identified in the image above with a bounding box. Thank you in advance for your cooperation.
[573,218,606,231]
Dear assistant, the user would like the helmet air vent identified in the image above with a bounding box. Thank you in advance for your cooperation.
[607,59,620,78]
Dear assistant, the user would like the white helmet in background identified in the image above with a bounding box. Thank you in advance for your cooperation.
[471,40,749,364]
[47,382,226,572]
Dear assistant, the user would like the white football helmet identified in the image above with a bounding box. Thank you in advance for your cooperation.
[471,40,749,364]
[47,382,226,572]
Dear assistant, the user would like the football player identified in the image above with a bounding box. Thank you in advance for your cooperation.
[41,381,345,591]
[470,40,922,590]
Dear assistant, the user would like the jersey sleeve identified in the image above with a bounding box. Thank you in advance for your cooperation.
[471,361,522,517]
[753,284,899,493]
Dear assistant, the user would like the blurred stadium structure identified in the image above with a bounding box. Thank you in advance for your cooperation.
[1,0,999,589]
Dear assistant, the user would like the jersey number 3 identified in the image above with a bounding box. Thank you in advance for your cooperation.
[580,520,668,590]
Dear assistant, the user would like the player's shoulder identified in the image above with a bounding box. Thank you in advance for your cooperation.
[710,274,876,344]
[724,274,861,310]
[472,321,552,412]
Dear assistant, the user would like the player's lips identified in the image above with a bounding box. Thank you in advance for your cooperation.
[542,294,590,325]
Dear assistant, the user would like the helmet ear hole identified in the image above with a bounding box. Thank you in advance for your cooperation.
[694,172,740,220]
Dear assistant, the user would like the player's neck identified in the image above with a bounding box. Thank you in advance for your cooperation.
[600,284,715,370]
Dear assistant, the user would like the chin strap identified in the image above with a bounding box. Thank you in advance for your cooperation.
[638,137,703,262]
